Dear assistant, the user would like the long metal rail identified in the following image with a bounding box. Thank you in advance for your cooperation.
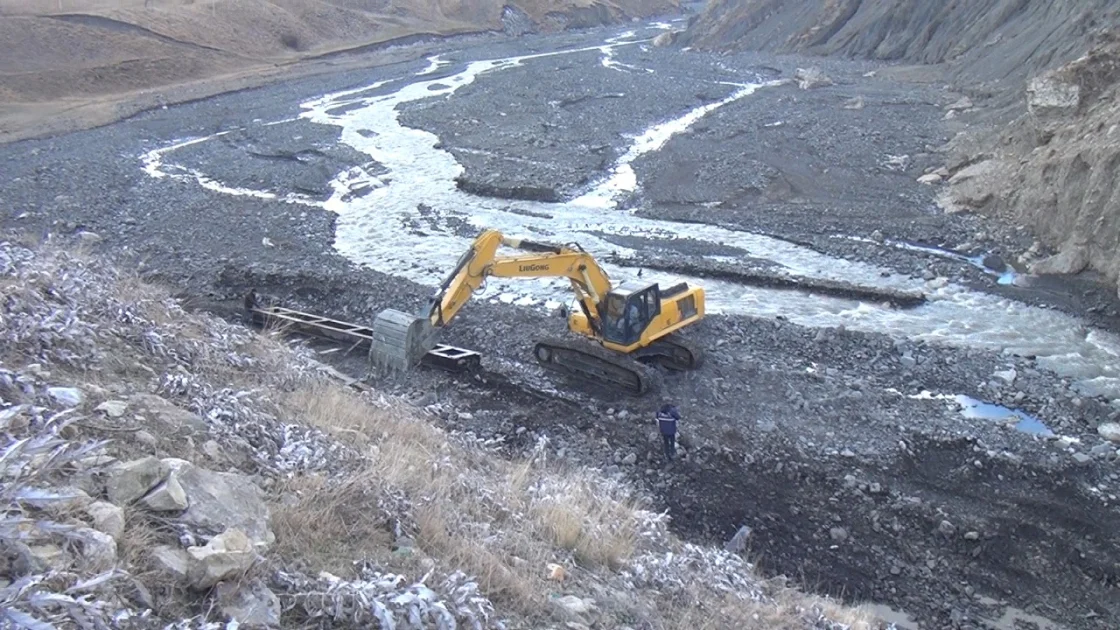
[243,291,482,373]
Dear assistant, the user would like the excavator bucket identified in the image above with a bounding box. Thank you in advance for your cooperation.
[368,308,439,374]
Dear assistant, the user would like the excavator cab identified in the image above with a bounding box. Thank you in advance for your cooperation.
[600,282,662,346]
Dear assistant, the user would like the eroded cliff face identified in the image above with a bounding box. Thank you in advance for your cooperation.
[950,36,1120,285]
[679,0,1120,292]
[679,0,1115,81]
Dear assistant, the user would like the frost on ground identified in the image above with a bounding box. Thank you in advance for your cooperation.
[1,237,884,628]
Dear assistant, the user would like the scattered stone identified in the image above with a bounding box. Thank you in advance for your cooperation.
[1098,423,1120,443]
[829,527,848,542]
[621,452,637,465]
[187,528,257,590]
[151,545,191,582]
[725,525,752,553]
[216,578,281,628]
[47,386,84,407]
[1072,452,1093,466]
[994,369,1017,384]
[77,528,117,572]
[135,430,159,448]
[964,531,981,541]
[106,457,169,505]
[842,96,865,110]
[938,520,956,536]
[85,501,126,540]
[652,31,675,47]
[166,459,274,548]
[28,544,67,571]
[917,173,943,185]
[74,231,103,246]
[1090,443,1113,458]
[95,400,128,418]
[947,96,974,111]
[551,595,597,621]
[794,67,833,90]
[141,471,190,512]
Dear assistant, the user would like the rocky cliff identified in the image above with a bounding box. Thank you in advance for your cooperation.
[678,0,1120,294]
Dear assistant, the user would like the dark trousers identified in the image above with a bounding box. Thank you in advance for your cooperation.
[662,433,676,460]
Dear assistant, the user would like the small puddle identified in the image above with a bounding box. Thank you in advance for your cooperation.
[954,395,1053,436]
[909,391,1054,436]
[865,600,1068,630]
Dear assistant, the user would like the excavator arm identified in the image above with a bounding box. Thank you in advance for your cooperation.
[369,229,615,372]
[423,229,612,331]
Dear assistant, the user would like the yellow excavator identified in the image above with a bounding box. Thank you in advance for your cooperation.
[368,228,706,395]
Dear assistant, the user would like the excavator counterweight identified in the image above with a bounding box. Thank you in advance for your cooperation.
[367,228,706,395]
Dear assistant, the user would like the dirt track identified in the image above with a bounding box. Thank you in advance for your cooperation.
[2,18,1119,630]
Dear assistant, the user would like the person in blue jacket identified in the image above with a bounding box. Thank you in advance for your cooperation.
[657,403,681,461]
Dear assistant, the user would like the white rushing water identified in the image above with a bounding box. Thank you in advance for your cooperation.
[141,27,1120,402]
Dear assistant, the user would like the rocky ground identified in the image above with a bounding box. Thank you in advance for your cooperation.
[2,18,1120,630]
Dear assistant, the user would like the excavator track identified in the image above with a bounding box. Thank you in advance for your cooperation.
[636,334,704,371]
[533,337,663,396]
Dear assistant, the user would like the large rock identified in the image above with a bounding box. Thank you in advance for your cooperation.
[187,528,257,590]
[1098,423,1120,443]
[127,394,210,439]
[47,387,84,407]
[163,459,274,548]
[1027,74,1081,134]
[151,545,191,582]
[942,159,1007,212]
[217,578,281,627]
[141,471,190,512]
[105,457,169,505]
[85,501,126,540]
[1029,245,1090,275]
[76,528,117,572]
[794,67,833,89]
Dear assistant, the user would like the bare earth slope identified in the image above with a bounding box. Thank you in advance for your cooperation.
[0,0,678,139]
[678,0,1120,298]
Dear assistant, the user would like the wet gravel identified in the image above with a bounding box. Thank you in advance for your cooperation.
[2,19,1119,630]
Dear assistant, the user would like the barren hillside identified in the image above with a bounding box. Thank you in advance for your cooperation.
[677,0,1120,298]
[0,0,678,138]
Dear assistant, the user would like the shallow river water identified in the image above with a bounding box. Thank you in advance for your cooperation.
[140,23,1120,404]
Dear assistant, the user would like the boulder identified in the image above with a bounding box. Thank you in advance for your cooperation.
[551,595,598,623]
[127,394,210,439]
[141,471,189,512]
[1027,74,1080,134]
[794,67,833,89]
[85,501,126,540]
[106,457,169,505]
[942,159,1006,212]
[95,400,128,418]
[947,96,974,111]
[216,578,281,628]
[1097,423,1120,443]
[187,528,257,590]
[77,528,117,572]
[1030,246,1090,275]
[151,545,191,582]
[652,31,675,47]
[47,387,84,407]
[27,544,68,571]
[164,459,274,548]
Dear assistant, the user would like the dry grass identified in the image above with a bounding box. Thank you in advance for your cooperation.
[266,377,879,628]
